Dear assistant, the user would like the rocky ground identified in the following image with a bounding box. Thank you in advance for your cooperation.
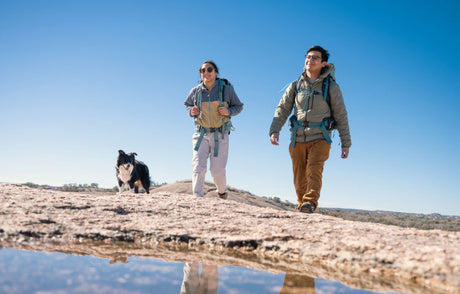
[1,182,459,293]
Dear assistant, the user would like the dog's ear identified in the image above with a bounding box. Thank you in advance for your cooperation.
[118,150,125,155]
[133,152,138,156]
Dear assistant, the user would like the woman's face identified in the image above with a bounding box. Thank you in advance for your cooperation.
[200,63,218,84]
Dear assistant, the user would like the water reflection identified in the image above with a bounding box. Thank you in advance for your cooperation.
[178,263,318,294]
[0,248,403,294]
[280,273,316,294]
[181,263,218,294]
[179,263,318,294]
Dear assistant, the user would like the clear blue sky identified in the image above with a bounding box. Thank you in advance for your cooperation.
[1,0,459,215]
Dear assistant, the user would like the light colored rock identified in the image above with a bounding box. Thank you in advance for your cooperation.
[0,183,459,293]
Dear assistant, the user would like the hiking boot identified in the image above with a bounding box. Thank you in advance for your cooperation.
[218,192,228,200]
[300,202,314,213]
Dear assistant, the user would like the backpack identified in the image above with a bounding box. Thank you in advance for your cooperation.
[193,78,233,156]
[289,64,336,147]
[293,63,335,112]
[195,78,231,110]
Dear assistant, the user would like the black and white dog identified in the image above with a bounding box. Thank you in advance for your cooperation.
[116,150,151,194]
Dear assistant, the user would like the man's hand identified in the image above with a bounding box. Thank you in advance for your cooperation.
[270,133,279,145]
[341,147,349,159]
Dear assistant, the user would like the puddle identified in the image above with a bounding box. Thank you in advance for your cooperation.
[0,247,407,294]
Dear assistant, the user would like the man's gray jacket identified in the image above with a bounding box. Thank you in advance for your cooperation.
[269,64,352,148]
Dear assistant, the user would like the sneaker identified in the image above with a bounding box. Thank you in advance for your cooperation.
[300,202,314,213]
[218,192,228,200]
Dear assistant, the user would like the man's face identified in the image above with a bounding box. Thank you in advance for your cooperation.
[305,51,327,72]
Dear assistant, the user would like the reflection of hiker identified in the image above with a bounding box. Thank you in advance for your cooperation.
[180,263,218,294]
[280,273,316,294]
[184,60,243,199]
[269,46,351,213]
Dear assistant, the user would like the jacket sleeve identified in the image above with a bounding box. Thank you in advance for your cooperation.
[329,81,352,148]
[225,85,244,117]
[269,82,296,136]
[184,87,197,117]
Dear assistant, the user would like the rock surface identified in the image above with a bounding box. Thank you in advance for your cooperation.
[0,182,459,293]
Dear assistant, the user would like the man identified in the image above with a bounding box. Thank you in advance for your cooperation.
[269,46,351,213]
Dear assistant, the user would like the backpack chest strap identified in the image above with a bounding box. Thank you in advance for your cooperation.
[298,90,320,112]
[290,119,332,148]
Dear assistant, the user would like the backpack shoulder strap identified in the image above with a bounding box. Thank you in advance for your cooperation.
[194,83,203,119]
[218,78,225,104]
[322,75,330,102]
[293,76,302,96]
[218,78,232,102]
[322,63,336,105]
[194,83,202,106]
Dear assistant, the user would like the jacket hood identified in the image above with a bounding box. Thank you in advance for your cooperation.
[320,63,334,79]
[303,63,335,81]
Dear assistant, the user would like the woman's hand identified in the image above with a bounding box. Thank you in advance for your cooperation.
[191,106,200,116]
[218,107,229,116]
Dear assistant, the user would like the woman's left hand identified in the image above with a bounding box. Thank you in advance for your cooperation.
[218,107,229,116]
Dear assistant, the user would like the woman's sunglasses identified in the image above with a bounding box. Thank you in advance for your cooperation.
[200,67,215,74]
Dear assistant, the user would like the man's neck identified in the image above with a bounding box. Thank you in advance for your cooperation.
[306,70,321,80]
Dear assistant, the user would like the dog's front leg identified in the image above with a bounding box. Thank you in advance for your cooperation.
[118,184,127,194]
[128,182,136,194]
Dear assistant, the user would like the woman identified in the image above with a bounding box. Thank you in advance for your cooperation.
[184,61,243,198]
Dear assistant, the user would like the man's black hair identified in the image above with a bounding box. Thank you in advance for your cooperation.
[307,45,329,62]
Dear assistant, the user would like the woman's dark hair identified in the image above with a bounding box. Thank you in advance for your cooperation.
[199,60,219,74]
[307,45,329,62]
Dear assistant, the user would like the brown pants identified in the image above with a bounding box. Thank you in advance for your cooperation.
[289,139,331,210]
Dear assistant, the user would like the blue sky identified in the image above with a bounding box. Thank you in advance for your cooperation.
[1,0,459,216]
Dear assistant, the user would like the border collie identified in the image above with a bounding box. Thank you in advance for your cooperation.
[116,150,150,194]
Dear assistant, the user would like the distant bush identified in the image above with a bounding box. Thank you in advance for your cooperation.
[317,208,460,232]
[22,181,166,193]
[23,182,39,188]
[22,182,118,194]
[152,181,168,187]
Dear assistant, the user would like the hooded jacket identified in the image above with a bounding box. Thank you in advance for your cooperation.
[185,79,243,130]
[269,65,351,148]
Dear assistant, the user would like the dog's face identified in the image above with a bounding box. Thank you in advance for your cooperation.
[117,150,137,174]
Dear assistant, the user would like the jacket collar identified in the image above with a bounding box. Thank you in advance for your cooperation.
[302,64,333,81]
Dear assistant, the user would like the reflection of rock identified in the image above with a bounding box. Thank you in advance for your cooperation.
[109,255,128,264]
[0,183,459,294]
